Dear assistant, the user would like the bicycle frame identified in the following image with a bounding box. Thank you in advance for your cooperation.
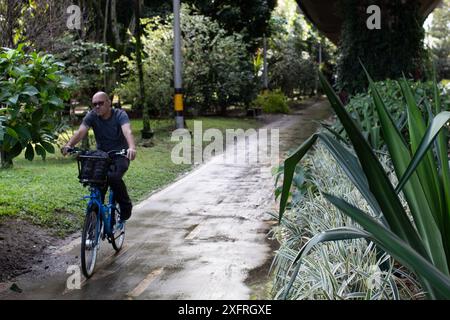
[84,186,117,244]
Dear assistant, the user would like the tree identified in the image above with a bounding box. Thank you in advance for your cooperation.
[336,0,426,94]
[134,0,152,139]
[267,0,337,97]
[0,0,71,51]
[55,37,115,106]
[428,0,450,80]
[116,6,257,117]
[144,0,277,52]
[297,0,428,95]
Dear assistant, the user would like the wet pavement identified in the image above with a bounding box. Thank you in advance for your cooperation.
[0,99,331,300]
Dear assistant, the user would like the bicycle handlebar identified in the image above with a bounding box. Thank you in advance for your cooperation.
[63,147,127,157]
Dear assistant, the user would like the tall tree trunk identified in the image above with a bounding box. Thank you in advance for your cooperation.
[135,0,152,139]
[103,0,110,92]
[110,0,121,49]
[336,0,425,94]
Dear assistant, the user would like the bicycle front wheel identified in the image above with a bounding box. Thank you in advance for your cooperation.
[81,210,101,278]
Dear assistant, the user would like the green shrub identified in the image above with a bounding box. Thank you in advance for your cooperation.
[252,90,290,114]
[0,46,74,167]
[116,5,256,116]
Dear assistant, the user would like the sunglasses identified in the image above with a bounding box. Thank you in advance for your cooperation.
[93,101,105,107]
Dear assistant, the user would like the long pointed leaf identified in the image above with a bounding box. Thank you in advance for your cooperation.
[399,78,443,225]
[396,111,450,193]
[319,134,386,225]
[433,77,450,266]
[364,70,448,274]
[283,227,370,299]
[279,132,386,225]
[324,193,450,299]
[319,72,426,254]
[279,134,318,221]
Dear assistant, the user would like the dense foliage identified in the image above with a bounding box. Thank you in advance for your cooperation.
[0,46,73,167]
[116,6,256,117]
[252,90,290,114]
[147,0,276,53]
[336,0,426,95]
[267,0,337,98]
[428,0,450,80]
[56,37,115,106]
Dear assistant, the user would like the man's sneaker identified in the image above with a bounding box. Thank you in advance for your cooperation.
[115,219,125,233]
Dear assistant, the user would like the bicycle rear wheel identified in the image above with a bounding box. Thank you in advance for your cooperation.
[81,210,101,278]
[111,209,125,252]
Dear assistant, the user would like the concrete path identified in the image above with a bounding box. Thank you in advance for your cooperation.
[0,99,331,300]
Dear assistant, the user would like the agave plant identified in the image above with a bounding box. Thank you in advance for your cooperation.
[279,69,450,299]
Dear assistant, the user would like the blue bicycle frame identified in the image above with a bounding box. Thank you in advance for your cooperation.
[84,186,117,244]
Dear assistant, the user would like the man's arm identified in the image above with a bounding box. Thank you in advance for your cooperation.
[121,123,136,161]
[62,124,89,155]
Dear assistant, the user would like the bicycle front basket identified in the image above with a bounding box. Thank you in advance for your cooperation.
[77,150,110,185]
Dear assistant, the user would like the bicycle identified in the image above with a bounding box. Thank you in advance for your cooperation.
[66,147,127,278]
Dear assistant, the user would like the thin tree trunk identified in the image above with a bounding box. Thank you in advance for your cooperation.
[134,0,152,139]
[111,0,121,49]
[103,0,110,92]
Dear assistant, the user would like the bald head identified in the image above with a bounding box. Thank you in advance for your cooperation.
[92,91,112,119]
[93,91,110,101]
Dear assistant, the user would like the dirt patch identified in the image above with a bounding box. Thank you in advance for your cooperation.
[245,221,280,300]
[0,218,60,282]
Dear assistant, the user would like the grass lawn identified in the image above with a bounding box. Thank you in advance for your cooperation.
[0,116,261,236]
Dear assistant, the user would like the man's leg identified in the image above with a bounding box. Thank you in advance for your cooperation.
[108,157,133,221]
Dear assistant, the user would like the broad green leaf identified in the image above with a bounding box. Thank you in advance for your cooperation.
[432,76,450,266]
[34,144,46,160]
[48,96,63,106]
[14,126,31,142]
[5,127,18,140]
[31,108,44,123]
[6,143,23,161]
[8,94,19,105]
[46,73,59,82]
[400,78,443,225]
[25,143,34,161]
[22,84,39,96]
[59,75,75,88]
[40,141,55,154]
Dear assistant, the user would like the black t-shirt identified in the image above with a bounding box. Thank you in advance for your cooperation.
[82,108,130,152]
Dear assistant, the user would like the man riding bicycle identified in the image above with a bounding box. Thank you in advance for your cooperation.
[62,91,136,222]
